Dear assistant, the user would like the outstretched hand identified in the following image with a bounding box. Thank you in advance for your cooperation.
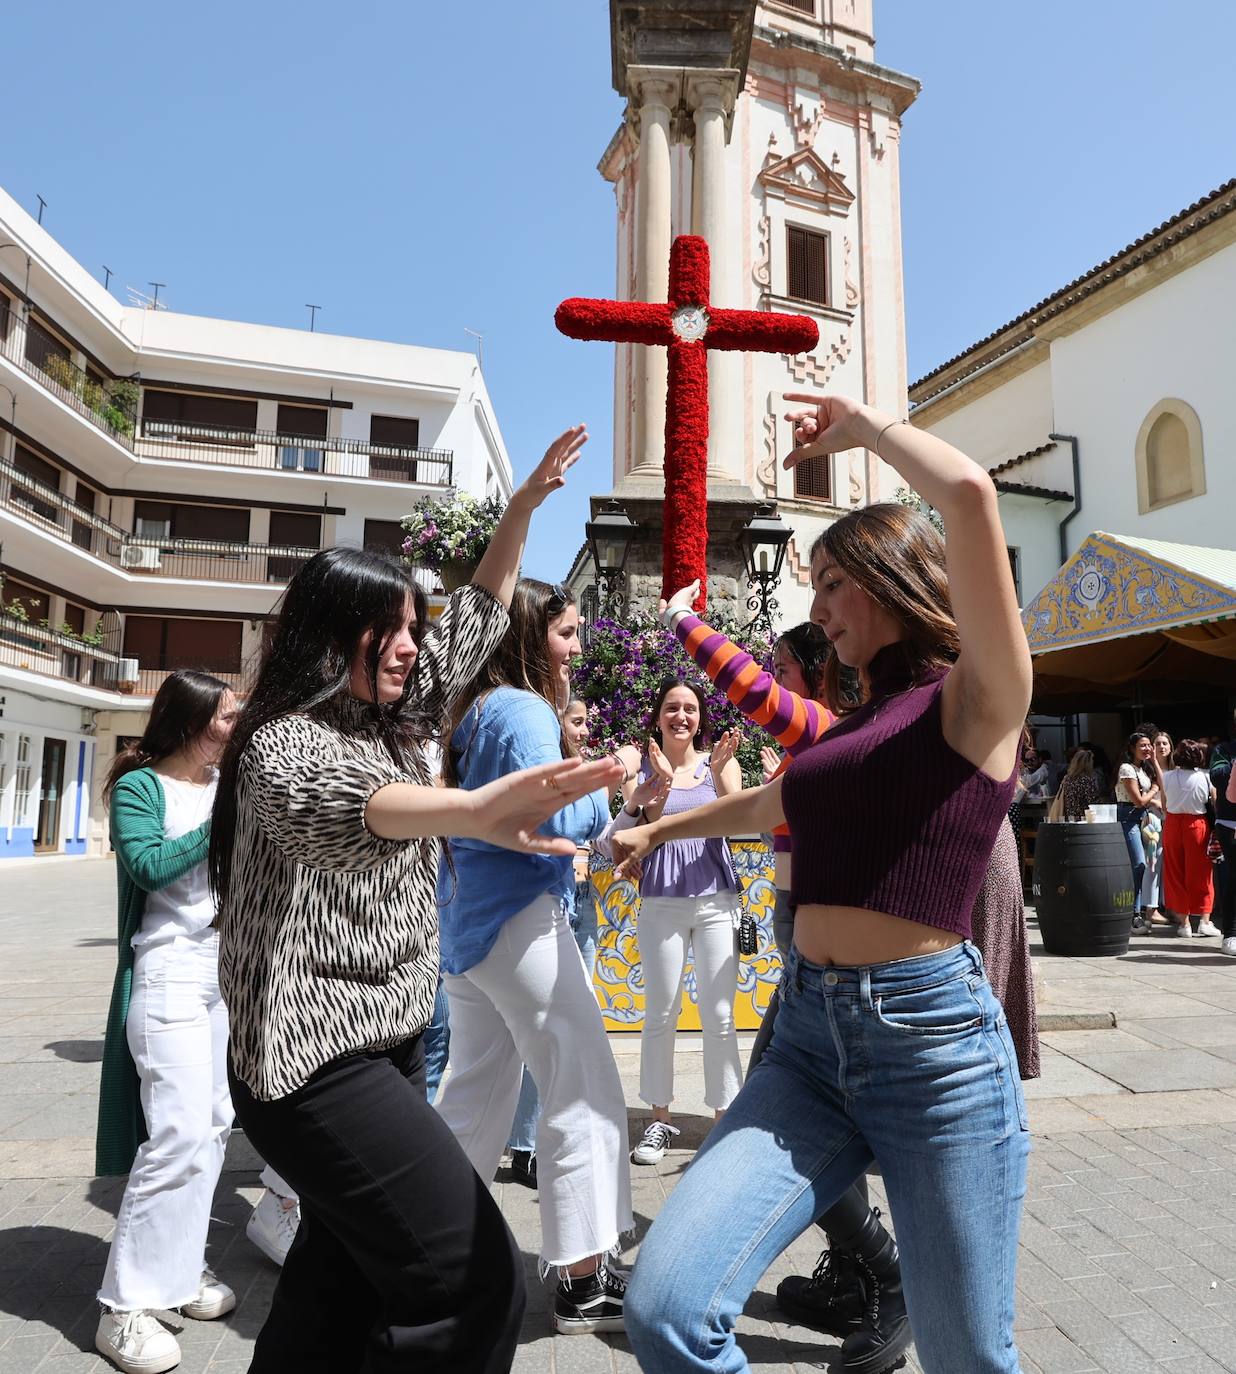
[781,393,869,470]
[613,823,658,881]
[474,756,623,855]
[513,425,589,511]
[659,580,701,620]
[759,745,781,785]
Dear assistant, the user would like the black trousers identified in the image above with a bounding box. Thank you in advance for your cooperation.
[1217,825,1236,939]
[229,1037,525,1374]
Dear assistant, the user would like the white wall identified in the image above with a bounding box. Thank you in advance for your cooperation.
[1049,239,1236,550]
[918,359,1055,472]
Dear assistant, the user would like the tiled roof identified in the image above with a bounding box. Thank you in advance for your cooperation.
[987,441,1057,478]
[994,480,1073,502]
[909,178,1236,403]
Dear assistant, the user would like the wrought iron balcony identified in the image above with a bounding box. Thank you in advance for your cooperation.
[0,610,125,690]
[0,457,318,584]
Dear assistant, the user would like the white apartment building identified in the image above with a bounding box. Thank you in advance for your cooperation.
[0,185,513,860]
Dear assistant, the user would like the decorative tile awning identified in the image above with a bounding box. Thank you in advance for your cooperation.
[1023,531,1236,655]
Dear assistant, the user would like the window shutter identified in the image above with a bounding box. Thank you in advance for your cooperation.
[793,455,832,503]
[786,226,829,305]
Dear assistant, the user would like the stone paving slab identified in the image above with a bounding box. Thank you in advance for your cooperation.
[3,859,1236,1371]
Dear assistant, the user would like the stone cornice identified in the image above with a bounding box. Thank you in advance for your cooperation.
[750,23,921,114]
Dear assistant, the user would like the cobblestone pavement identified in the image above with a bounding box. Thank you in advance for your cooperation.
[3,858,1236,1372]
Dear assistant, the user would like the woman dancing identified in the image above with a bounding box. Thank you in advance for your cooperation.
[212,428,623,1373]
[616,394,1033,1373]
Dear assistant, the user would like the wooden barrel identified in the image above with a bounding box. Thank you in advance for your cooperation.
[1032,822,1135,957]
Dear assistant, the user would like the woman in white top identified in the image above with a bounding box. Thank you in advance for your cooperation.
[1150,738,1218,938]
[95,671,240,1374]
[1115,732,1159,930]
[1141,731,1173,927]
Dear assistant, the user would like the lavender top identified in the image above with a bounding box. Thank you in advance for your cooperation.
[639,758,738,900]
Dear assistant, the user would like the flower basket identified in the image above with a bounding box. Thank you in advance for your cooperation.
[400,492,505,582]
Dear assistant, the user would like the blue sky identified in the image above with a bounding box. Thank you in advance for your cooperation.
[3,1,1232,579]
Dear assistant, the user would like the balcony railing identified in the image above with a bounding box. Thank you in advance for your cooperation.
[0,611,126,690]
[0,304,139,444]
[0,456,319,585]
[135,667,245,697]
[135,420,453,485]
[0,303,455,486]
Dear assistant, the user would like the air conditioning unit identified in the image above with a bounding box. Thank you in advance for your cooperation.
[120,544,162,570]
[116,658,139,695]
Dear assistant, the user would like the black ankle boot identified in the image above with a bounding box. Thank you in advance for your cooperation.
[774,1245,865,1334]
[509,1150,537,1188]
[839,1229,912,1373]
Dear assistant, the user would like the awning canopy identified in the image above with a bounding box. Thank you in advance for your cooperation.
[1021,532,1236,704]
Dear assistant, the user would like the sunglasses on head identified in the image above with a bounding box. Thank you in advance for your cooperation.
[547,583,571,614]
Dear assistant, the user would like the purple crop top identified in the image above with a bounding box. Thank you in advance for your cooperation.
[639,758,738,900]
[781,643,1017,939]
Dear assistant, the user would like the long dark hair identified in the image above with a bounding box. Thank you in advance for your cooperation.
[645,678,713,752]
[1124,731,1151,763]
[210,547,434,906]
[809,502,959,713]
[104,670,229,804]
[776,621,832,701]
[443,578,574,787]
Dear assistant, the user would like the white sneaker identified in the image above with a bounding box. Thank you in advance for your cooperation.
[1221,936,1236,957]
[180,1268,235,1321]
[1196,920,1220,938]
[246,1187,301,1266]
[95,1309,181,1374]
[631,1121,680,1165]
[1174,922,1194,938]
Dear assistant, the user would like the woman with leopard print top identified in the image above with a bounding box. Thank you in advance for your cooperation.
[211,427,622,1374]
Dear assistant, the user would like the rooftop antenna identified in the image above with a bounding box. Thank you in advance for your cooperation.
[464,327,484,371]
[148,281,165,310]
[125,286,157,308]
[35,195,47,226]
[306,303,321,332]
[102,265,113,291]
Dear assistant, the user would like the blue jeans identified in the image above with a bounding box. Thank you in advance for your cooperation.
[626,941,1029,1373]
[1117,803,1147,915]
[423,980,450,1105]
[507,881,599,1152]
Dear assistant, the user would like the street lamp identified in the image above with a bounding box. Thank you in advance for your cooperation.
[738,502,791,634]
[585,500,640,619]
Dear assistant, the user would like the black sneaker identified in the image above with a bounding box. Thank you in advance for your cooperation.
[510,1150,537,1189]
[631,1120,679,1164]
[553,1263,626,1335]
[775,1245,865,1334]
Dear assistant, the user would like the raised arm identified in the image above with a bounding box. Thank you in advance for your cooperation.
[662,581,834,756]
[471,426,588,608]
[784,394,1031,781]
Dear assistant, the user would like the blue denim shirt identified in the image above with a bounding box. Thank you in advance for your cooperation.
[438,687,608,975]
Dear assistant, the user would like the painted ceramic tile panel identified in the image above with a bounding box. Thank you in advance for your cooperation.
[588,839,780,1032]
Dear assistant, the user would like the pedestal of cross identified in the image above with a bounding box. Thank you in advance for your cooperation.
[556,234,817,611]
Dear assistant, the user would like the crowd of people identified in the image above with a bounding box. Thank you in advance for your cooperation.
[1017,721,1236,953]
[90,395,1054,1374]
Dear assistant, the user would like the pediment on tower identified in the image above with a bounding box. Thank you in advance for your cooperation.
[757,149,855,215]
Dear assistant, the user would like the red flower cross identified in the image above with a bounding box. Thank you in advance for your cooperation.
[556,234,818,609]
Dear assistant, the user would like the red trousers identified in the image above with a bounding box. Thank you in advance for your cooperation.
[1163,812,1214,915]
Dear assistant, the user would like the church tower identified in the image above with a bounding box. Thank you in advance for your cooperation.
[595,0,919,624]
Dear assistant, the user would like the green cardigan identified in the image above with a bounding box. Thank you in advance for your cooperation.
[95,768,212,1176]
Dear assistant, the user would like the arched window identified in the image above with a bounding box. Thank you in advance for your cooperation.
[1135,399,1205,513]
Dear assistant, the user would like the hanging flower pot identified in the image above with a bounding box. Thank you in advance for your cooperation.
[400,492,505,592]
[439,560,478,594]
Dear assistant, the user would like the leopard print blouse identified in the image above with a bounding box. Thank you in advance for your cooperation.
[218,584,508,1100]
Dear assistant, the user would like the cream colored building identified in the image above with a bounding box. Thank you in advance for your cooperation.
[570,0,919,627]
[0,185,512,860]
[908,178,1236,751]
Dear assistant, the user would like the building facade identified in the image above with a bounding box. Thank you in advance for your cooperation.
[579,0,918,625]
[908,179,1236,753]
[0,185,513,860]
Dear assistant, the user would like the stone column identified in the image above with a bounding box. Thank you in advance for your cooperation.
[686,71,742,483]
[628,67,678,476]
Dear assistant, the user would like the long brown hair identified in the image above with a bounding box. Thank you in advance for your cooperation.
[104,669,229,804]
[443,578,575,786]
[809,502,959,713]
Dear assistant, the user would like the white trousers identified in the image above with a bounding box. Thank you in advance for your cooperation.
[98,929,232,1311]
[637,893,743,1112]
[436,893,632,1268]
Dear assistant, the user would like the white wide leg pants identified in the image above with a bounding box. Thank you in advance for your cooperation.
[98,929,232,1311]
[436,893,632,1269]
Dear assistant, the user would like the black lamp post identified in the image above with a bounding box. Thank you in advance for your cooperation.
[739,502,791,634]
[585,500,640,619]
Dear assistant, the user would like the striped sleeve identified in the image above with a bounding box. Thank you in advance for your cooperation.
[674,614,834,756]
